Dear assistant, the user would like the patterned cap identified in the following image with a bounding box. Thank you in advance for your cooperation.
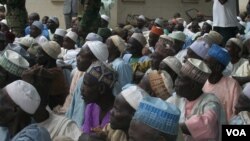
[181,58,211,84]
[19,37,36,48]
[41,41,61,59]
[86,61,117,88]
[162,56,182,76]
[150,25,164,36]
[190,39,210,59]
[0,50,29,77]
[133,96,181,135]
[121,85,149,110]
[148,70,173,100]
[208,44,231,67]
[110,35,126,53]
[205,31,223,45]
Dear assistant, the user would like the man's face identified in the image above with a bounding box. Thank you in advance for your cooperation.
[76,47,93,71]
[110,94,134,130]
[30,25,41,38]
[0,90,18,127]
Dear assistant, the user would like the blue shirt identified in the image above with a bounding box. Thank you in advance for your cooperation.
[25,25,50,40]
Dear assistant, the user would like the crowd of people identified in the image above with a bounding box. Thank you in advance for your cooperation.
[0,0,250,141]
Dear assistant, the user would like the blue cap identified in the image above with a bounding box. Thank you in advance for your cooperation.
[32,21,43,31]
[208,44,231,67]
[133,96,181,135]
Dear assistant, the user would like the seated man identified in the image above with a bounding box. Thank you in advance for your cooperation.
[0,80,41,141]
[167,58,226,140]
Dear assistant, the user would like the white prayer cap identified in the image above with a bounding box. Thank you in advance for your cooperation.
[32,21,43,31]
[205,20,213,26]
[4,80,41,114]
[154,18,164,27]
[19,37,36,48]
[243,82,250,100]
[138,15,146,21]
[168,31,186,42]
[83,41,109,62]
[41,41,61,59]
[49,16,59,25]
[55,28,67,37]
[162,56,182,76]
[1,19,7,26]
[101,14,110,22]
[110,35,126,53]
[121,85,149,110]
[86,32,103,42]
[66,31,78,43]
[190,39,210,59]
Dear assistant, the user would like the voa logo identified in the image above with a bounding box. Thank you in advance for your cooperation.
[226,129,246,136]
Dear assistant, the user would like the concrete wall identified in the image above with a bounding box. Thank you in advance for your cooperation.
[25,0,250,29]
[116,0,213,25]
[26,0,65,28]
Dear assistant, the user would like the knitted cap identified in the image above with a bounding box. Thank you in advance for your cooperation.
[0,50,29,77]
[41,41,61,59]
[133,96,181,135]
[208,44,231,67]
[181,58,211,83]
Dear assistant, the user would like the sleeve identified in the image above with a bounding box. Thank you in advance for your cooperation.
[231,81,242,119]
[116,63,133,88]
[185,102,220,140]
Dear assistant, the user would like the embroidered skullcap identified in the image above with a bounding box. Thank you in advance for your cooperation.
[131,32,147,47]
[205,31,223,45]
[66,31,78,43]
[19,37,36,48]
[86,61,117,88]
[55,28,67,37]
[133,96,181,135]
[150,25,164,36]
[97,28,112,40]
[0,50,29,77]
[148,70,173,100]
[228,38,243,53]
[49,16,59,25]
[12,124,51,141]
[101,14,110,22]
[138,15,146,21]
[169,31,186,42]
[110,35,126,53]
[208,44,231,67]
[162,56,182,76]
[32,21,43,31]
[83,41,109,62]
[86,32,103,42]
[121,85,149,110]
[154,18,164,27]
[190,39,210,59]
[181,58,211,84]
[41,41,61,59]
[243,82,250,100]
[5,80,40,114]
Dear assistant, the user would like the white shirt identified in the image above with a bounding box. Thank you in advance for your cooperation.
[213,0,238,27]
[27,34,48,45]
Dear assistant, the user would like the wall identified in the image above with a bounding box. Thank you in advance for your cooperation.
[26,0,65,28]
[116,0,213,25]
[239,0,248,12]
